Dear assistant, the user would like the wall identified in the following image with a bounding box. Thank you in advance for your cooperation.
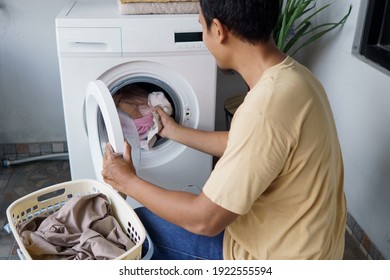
[295,0,390,259]
[0,0,72,143]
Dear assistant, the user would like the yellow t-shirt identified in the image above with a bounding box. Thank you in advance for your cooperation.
[203,57,346,259]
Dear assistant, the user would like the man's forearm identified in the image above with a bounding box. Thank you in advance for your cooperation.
[171,126,228,157]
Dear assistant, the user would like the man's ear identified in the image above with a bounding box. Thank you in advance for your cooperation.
[212,18,228,44]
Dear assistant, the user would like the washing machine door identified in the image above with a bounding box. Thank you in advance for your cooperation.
[85,80,141,181]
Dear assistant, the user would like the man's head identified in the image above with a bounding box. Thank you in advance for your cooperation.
[199,0,280,44]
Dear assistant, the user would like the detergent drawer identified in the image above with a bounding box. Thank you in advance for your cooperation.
[56,27,122,57]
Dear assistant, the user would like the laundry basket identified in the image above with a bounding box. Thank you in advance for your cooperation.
[6,179,150,260]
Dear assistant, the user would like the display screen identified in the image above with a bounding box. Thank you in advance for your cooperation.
[174,32,203,43]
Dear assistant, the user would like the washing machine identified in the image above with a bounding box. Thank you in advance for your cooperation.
[55,1,217,205]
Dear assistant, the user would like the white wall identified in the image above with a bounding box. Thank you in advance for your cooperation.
[295,0,390,259]
[0,0,71,143]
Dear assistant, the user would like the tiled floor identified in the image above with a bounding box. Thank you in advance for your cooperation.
[0,160,368,260]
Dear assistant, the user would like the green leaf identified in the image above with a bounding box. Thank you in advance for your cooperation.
[284,21,311,53]
[274,1,353,55]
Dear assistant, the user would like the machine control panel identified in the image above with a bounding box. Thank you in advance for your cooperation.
[174,31,206,50]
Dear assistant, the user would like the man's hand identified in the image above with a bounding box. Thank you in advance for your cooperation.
[102,140,135,194]
[154,106,180,139]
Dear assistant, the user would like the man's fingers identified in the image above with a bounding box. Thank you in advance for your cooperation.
[123,140,132,162]
[104,143,115,160]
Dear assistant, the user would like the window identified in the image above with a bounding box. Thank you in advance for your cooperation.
[353,0,390,74]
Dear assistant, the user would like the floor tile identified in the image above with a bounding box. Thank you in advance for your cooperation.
[0,244,13,258]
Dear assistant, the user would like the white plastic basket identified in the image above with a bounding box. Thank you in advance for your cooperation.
[6,179,147,260]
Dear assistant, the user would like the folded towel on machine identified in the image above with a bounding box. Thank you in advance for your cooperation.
[120,0,198,3]
[117,0,199,15]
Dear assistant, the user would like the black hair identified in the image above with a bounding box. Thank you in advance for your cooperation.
[199,0,280,44]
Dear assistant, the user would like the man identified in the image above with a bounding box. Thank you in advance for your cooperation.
[102,0,346,259]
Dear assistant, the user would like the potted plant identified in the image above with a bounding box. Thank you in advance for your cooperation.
[274,0,352,55]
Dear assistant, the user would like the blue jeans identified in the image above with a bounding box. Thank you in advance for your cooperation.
[135,207,224,260]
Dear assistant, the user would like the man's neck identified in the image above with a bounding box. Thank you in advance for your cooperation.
[232,39,287,89]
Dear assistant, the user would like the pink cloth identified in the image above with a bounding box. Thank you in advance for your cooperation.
[133,113,154,140]
[114,85,173,149]
[114,86,155,141]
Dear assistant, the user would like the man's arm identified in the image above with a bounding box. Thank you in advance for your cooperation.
[155,107,228,158]
[102,142,238,236]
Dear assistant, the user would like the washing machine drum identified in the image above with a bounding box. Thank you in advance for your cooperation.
[85,75,192,181]
[109,76,180,149]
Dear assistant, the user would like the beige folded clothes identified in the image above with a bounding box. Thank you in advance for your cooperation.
[121,0,198,3]
[118,0,199,14]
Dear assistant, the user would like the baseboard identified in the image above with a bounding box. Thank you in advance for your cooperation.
[0,142,68,162]
[346,212,385,260]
